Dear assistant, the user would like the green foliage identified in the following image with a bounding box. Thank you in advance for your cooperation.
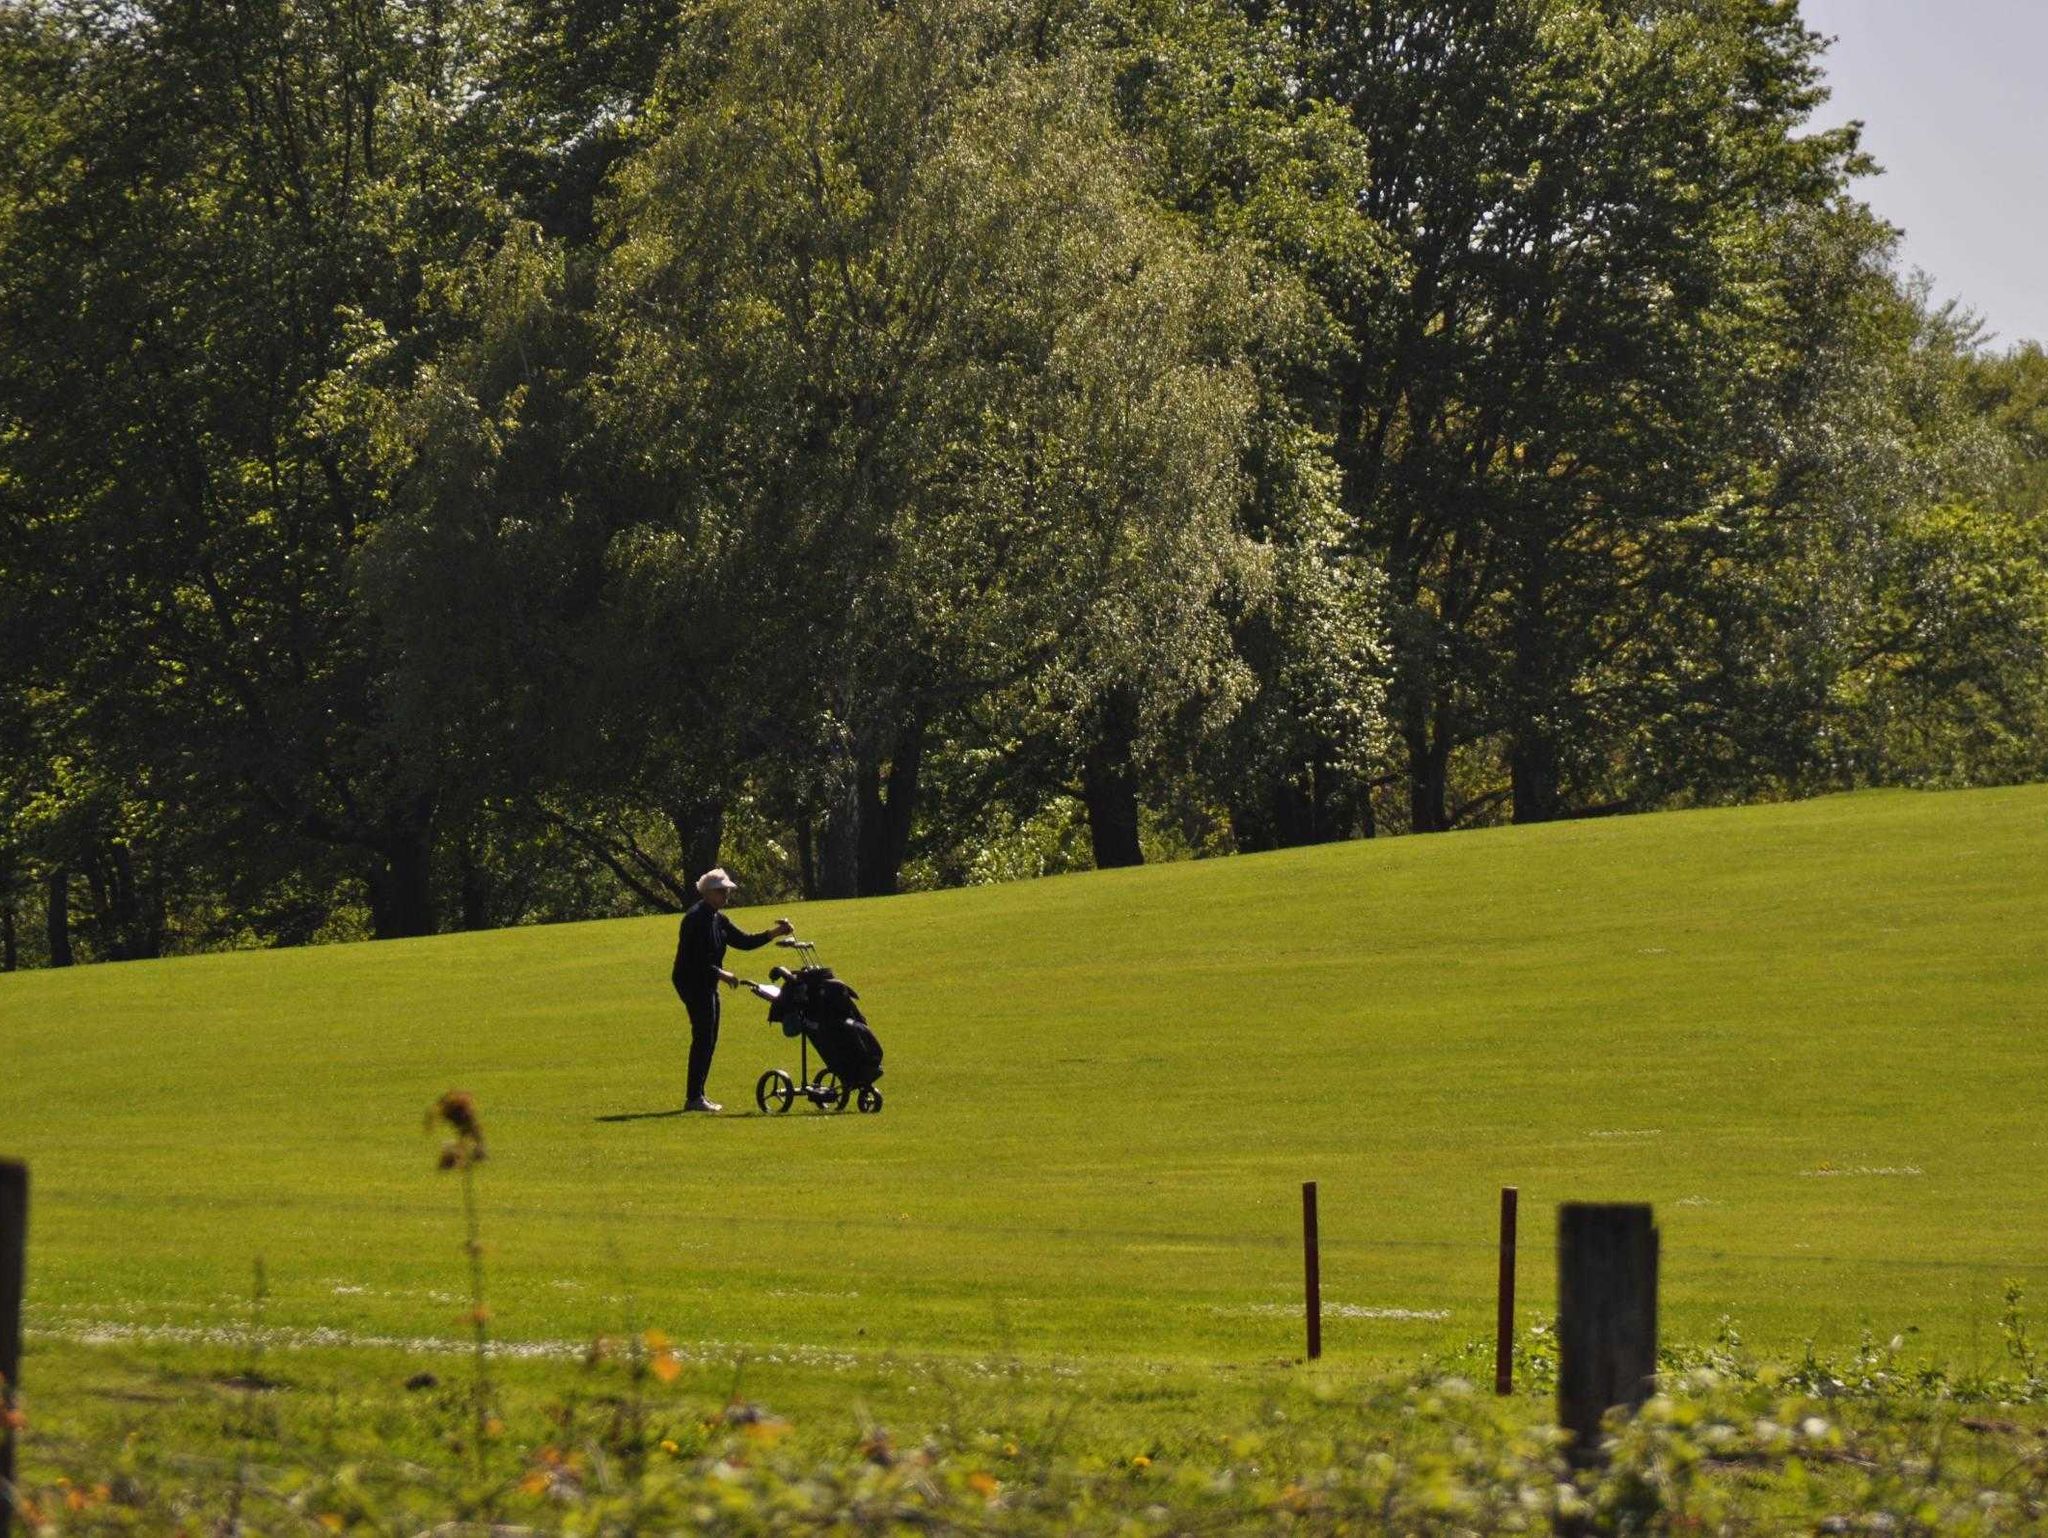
[0,0,2042,962]
[592,0,1291,894]
[16,1337,2048,1534]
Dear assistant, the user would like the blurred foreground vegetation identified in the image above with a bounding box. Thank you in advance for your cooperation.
[13,1327,2048,1534]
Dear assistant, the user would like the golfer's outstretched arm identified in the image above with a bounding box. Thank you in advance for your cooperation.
[726,916,794,950]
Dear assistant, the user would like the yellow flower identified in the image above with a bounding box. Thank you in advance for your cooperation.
[660,1439,680,1455]
[967,1471,1000,1498]
[650,1351,682,1384]
[1130,1454,1152,1470]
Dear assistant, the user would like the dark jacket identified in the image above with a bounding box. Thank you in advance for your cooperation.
[672,901,775,993]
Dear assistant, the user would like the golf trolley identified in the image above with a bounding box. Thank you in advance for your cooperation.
[741,937,884,1115]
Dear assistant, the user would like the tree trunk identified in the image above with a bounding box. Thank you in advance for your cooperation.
[457,840,491,932]
[108,841,161,960]
[84,854,121,960]
[670,797,725,886]
[816,780,860,900]
[366,812,437,939]
[2,900,16,972]
[46,867,73,967]
[1509,550,1563,825]
[1080,688,1143,869]
[1510,734,1562,824]
[1404,697,1451,833]
[1268,757,1349,849]
[1228,797,1276,854]
[856,728,924,898]
[125,843,164,959]
[1269,773,1311,848]
[793,811,817,901]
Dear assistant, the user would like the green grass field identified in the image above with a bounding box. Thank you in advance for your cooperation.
[5,784,2047,1384]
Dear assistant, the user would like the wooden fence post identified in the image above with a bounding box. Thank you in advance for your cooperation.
[1301,1181,1321,1361]
[1,1160,27,1538]
[1495,1186,1518,1395]
[1557,1202,1657,1468]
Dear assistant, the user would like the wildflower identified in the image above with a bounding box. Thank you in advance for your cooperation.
[660,1439,680,1455]
[432,1090,481,1138]
[967,1471,1000,1498]
[650,1352,681,1384]
[1001,1441,1019,1458]
[1131,1454,1152,1470]
[429,1091,487,1169]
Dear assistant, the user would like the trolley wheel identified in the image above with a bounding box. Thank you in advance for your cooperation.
[756,1069,795,1115]
[810,1071,848,1112]
[856,1085,883,1115]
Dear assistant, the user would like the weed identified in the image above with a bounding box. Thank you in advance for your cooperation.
[428,1090,494,1497]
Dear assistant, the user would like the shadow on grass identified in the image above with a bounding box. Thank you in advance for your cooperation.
[594,1108,778,1123]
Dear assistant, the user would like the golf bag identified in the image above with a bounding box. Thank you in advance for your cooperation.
[767,965,883,1088]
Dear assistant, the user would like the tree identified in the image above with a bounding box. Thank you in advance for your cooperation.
[1099,0,1398,848]
[1281,0,1873,828]
[594,0,1266,892]
[0,0,510,939]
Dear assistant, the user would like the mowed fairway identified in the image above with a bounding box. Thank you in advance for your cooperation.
[4,785,2046,1374]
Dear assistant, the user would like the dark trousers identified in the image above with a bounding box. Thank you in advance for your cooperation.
[677,983,719,1101]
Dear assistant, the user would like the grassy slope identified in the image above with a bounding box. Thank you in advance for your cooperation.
[4,785,2046,1374]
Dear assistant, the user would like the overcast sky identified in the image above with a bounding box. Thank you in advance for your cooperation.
[1797,0,2047,350]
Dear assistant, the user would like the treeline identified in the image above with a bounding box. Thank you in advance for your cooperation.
[1,0,2043,967]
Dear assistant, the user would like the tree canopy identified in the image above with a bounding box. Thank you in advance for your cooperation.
[1,0,2041,964]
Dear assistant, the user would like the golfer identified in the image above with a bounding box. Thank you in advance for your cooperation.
[672,868,792,1112]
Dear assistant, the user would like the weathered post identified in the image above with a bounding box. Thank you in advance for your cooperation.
[1557,1202,1657,1467]
[1,1160,27,1538]
[1301,1181,1321,1361]
[1495,1186,1518,1395]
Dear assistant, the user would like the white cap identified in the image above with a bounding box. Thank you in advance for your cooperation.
[696,867,738,895]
